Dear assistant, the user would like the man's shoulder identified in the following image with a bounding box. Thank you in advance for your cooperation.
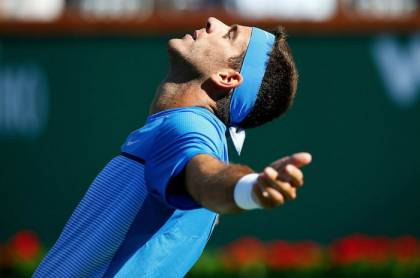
[157,106,226,136]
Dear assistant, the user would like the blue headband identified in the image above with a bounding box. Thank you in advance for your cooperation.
[229,27,275,126]
[228,27,275,155]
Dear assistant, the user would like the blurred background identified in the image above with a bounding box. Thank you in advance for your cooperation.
[0,0,419,277]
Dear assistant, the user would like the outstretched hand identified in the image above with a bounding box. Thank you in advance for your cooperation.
[253,152,312,208]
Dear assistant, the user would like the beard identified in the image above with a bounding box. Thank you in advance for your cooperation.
[167,43,203,82]
[214,92,232,126]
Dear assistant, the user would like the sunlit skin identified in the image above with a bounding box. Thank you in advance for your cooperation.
[150,17,251,116]
[150,17,312,213]
[168,17,251,79]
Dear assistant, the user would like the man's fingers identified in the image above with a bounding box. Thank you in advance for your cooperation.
[271,152,312,170]
[269,156,290,170]
[264,166,278,180]
[260,167,297,200]
[254,153,310,209]
[282,164,304,188]
[254,178,285,208]
[264,187,285,206]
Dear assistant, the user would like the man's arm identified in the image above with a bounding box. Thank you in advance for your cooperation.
[184,153,312,214]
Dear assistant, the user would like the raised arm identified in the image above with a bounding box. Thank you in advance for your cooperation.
[184,153,312,214]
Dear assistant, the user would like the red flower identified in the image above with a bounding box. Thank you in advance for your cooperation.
[221,237,266,270]
[392,236,419,261]
[330,234,392,264]
[267,240,322,269]
[9,230,41,261]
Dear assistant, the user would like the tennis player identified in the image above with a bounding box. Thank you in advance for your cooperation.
[34,17,312,277]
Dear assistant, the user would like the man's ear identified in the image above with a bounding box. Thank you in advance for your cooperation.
[210,69,243,90]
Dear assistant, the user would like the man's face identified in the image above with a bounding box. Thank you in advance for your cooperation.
[168,17,252,76]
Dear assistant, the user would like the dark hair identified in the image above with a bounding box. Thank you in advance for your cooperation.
[215,27,298,128]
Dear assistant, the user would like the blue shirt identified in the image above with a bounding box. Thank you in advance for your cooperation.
[34,107,228,277]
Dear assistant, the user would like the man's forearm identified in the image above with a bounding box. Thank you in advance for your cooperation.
[185,154,253,213]
[185,152,311,213]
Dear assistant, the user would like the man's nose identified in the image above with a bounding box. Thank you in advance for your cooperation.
[206,17,228,34]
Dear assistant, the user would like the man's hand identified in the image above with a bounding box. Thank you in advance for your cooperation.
[183,152,312,213]
[253,152,312,208]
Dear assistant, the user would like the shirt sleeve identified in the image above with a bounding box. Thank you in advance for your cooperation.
[144,111,224,210]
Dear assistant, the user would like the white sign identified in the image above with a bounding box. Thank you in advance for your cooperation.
[372,34,420,108]
[0,64,49,139]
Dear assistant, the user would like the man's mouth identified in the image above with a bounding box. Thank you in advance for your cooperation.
[184,30,197,41]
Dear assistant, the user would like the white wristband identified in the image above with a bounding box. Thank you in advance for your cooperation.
[233,173,262,210]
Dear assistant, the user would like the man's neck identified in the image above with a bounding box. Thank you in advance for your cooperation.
[149,73,217,115]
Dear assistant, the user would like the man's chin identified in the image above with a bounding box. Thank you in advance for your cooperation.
[167,38,186,58]
[167,38,179,49]
[168,34,193,51]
